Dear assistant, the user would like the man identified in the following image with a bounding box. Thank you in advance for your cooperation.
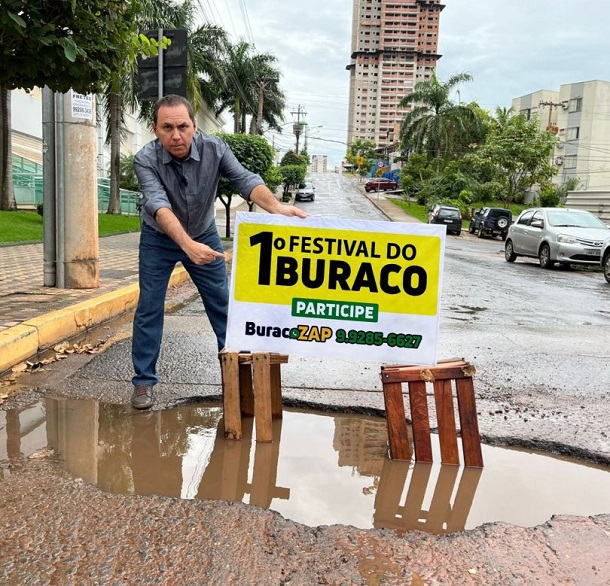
[131,94,308,410]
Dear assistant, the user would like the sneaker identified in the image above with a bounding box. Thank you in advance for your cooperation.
[131,384,154,410]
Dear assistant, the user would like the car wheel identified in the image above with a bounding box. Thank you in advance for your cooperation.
[468,223,475,234]
[496,217,509,230]
[505,239,516,262]
[604,254,610,284]
[501,232,507,241]
[539,243,553,269]
[477,225,485,238]
[456,229,461,236]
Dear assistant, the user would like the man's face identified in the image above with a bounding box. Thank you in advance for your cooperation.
[153,104,196,160]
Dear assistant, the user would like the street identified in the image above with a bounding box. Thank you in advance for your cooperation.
[1,172,609,584]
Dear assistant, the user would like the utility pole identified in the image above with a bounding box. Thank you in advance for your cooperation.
[539,100,565,134]
[291,105,307,154]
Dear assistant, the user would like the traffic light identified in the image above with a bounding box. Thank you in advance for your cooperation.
[137,29,187,101]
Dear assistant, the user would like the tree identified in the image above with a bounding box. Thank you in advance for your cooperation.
[346,139,377,179]
[214,133,276,237]
[0,89,16,211]
[103,0,227,214]
[399,72,481,161]
[280,150,308,167]
[469,110,557,205]
[279,165,307,199]
[214,41,285,135]
[0,0,139,211]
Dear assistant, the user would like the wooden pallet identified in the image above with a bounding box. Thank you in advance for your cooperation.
[380,358,484,467]
[219,350,289,442]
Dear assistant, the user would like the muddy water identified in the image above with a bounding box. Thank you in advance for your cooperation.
[1,398,609,534]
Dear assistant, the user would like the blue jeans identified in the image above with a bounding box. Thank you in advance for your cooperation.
[132,223,228,387]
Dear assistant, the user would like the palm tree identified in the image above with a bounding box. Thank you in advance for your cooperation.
[399,71,480,161]
[102,0,228,214]
[214,41,285,135]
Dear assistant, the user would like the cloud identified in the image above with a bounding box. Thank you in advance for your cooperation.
[208,0,610,166]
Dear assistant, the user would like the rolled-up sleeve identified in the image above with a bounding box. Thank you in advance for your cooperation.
[134,146,173,224]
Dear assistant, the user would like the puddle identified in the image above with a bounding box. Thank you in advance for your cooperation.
[1,398,609,534]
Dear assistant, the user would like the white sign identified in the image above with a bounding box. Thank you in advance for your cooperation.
[226,213,446,365]
[71,91,93,120]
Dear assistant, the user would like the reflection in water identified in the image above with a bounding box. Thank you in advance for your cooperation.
[2,398,610,532]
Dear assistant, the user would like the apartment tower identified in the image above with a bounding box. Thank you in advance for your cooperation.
[346,0,444,149]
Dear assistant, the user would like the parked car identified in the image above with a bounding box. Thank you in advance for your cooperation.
[295,180,315,202]
[602,237,610,283]
[469,207,512,240]
[428,204,462,236]
[504,207,610,269]
[364,178,398,192]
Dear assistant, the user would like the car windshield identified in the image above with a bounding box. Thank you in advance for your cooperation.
[547,210,606,229]
[439,209,459,219]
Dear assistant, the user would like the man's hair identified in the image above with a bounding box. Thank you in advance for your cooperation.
[153,95,195,124]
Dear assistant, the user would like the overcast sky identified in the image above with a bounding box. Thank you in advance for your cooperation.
[202,0,610,167]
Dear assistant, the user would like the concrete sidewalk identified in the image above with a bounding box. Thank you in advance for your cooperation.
[0,198,250,373]
[1,186,416,373]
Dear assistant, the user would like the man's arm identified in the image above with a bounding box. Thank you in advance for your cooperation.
[155,208,225,265]
[249,184,309,218]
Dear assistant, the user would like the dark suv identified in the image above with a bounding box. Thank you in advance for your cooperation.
[469,207,512,240]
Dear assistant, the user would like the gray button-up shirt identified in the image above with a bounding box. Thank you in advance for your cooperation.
[134,132,264,237]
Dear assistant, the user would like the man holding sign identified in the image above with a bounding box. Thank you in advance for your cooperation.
[131,95,307,410]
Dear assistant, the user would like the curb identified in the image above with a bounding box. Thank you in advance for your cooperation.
[0,267,190,374]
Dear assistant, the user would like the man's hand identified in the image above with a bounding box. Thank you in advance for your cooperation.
[185,241,226,265]
[275,203,309,218]
[250,184,309,218]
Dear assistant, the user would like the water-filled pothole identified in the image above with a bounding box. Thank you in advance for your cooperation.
[2,398,609,534]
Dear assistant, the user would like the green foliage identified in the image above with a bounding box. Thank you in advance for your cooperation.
[0,0,139,93]
[119,154,140,192]
[214,133,275,197]
[346,139,377,176]
[399,72,482,161]
[263,165,283,194]
[280,150,308,167]
[537,177,581,207]
[470,111,557,205]
[279,165,306,196]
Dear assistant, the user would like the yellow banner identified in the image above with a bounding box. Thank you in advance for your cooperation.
[234,222,441,316]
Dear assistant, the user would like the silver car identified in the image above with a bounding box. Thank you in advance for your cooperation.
[505,207,610,269]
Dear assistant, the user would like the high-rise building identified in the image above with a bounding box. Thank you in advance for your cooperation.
[346,0,444,149]
[309,155,328,173]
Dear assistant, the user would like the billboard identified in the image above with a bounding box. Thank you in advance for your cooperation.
[226,213,446,365]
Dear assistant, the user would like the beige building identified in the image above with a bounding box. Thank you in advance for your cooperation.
[512,80,610,192]
[309,154,328,173]
[346,0,444,150]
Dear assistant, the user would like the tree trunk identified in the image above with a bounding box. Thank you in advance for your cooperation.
[0,87,17,211]
[107,92,122,214]
[217,194,232,238]
[233,96,241,134]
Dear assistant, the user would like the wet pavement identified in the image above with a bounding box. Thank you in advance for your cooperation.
[1,174,610,584]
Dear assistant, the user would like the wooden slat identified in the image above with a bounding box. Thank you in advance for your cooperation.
[433,379,459,465]
[408,381,433,463]
[382,381,411,461]
[238,353,289,365]
[456,378,484,467]
[239,362,254,417]
[270,363,283,419]
[219,351,242,440]
[382,361,475,384]
[252,352,273,442]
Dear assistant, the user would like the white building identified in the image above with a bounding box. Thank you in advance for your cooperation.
[309,155,328,173]
[512,80,610,191]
